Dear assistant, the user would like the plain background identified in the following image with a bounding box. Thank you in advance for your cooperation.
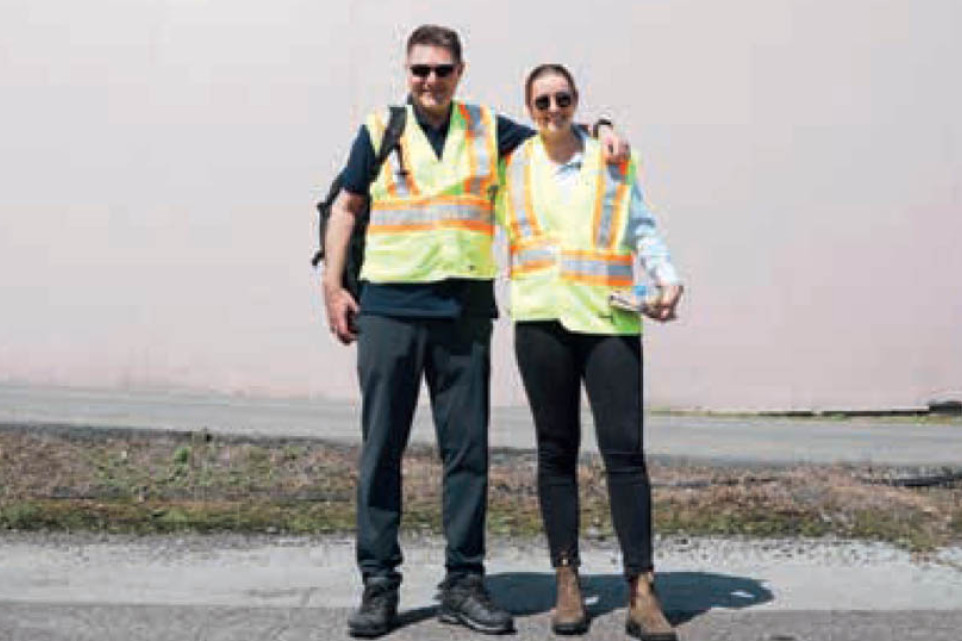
[1,0,960,411]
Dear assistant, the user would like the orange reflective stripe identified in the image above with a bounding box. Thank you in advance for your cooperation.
[560,250,634,286]
[399,128,421,196]
[367,220,494,235]
[523,158,543,236]
[456,104,495,197]
[509,236,557,277]
[505,144,544,242]
[383,125,419,198]
[382,162,399,198]
[369,198,494,236]
[509,258,555,276]
[561,273,634,287]
[367,113,398,198]
[507,166,524,241]
[607,160,631,250]
[561,249,632,263]
[510,261,555,277]
[478,107,497,197]
[372,194,492,211]
[591,165,606,247]
[459,104,479,195]
[406,171,421,196]
[592,159,631,249]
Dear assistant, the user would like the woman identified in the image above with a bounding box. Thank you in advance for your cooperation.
[498,64,683,640]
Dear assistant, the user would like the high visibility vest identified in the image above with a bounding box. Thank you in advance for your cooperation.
[500,135,642,335]
[360,102,499,283]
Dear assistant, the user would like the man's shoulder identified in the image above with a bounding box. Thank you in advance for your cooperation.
[502,133,537,165]
[494,112,536,157]
[453,101,499,122]
[455,100,491,110]
[357,104,410,136]
[340,124,376,195]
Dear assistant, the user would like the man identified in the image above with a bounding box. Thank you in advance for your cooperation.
[322,24,627,638]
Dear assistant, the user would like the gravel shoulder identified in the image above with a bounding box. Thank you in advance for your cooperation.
[4,425,961,551]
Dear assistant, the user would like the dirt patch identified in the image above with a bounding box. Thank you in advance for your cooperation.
[1,428,960,551]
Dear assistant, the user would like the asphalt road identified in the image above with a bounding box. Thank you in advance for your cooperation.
[2,383,962,465]
[5,603,962,641]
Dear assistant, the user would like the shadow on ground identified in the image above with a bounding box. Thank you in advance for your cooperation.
[487,571,773,624]
[395,605,439,630]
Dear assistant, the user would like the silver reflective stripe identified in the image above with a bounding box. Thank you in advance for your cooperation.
[508,154,536,239]
[561,256,633,280]
[461,104,489,196]
[371,202,492,227]
[594,164,624,248]
[372,109,411,198]
[513,245,557,268]
[386,148,410,197]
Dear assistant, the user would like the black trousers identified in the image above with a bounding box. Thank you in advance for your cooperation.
[355,314,492,585]
[514,321,653,577]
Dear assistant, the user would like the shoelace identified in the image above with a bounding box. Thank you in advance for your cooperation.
[360,584,392,613]
[456,578,496,608]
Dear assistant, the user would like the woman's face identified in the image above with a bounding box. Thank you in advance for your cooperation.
[527,72,578,138]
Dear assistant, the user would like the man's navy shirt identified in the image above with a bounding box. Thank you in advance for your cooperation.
[341,105,534,318]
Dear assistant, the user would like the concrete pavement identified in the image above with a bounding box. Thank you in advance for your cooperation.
[3,533,962,640]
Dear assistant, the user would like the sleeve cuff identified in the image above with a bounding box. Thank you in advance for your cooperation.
[649,263,681,287]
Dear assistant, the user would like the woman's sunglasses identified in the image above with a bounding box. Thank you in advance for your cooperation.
[532,91,574,111]
[409,64,457,79]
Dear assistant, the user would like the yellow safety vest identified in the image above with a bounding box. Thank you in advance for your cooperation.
[499,135,642,335]
[360,102,499,283]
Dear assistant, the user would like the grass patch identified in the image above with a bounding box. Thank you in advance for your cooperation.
[1,428,961,552]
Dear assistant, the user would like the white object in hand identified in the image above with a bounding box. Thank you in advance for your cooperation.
[608,284,658,314]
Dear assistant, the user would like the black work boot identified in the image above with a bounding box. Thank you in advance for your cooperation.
[347,577,399,638]
[438,574,514,634]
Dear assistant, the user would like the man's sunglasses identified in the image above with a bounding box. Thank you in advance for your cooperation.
[533,91,575,111]
[409,64,458,79]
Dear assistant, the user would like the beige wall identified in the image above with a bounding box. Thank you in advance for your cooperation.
[1,0,960,410]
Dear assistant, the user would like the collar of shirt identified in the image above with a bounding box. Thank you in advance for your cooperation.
[552,127,586,180]
[550,126,589,177]
[554,150,584,177]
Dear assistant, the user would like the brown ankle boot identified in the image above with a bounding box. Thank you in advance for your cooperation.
[551,564,588,635]
[626,572,676,641]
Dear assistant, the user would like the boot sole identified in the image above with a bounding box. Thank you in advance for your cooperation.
[439,608,514,635]
[347,626,391,639]
[347,616,396,639]
[625,619,678,641]
[552,617,590,635]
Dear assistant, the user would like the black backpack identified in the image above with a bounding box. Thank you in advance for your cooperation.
[312,106,407,297]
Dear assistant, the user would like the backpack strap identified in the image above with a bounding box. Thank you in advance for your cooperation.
[311,106,407,268]
[370,105,407,181]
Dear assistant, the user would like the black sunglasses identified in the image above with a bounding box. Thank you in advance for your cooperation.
[533,91,574,111]
[409,64,457,79]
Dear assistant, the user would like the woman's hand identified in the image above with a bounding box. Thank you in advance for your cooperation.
[644,283,684,322]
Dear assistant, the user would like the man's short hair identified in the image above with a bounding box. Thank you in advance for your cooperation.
[406,25,463,64]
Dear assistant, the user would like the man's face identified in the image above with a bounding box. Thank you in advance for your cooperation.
[406,44,463,118]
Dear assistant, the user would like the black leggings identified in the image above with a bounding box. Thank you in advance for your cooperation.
[514,321,653,577]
